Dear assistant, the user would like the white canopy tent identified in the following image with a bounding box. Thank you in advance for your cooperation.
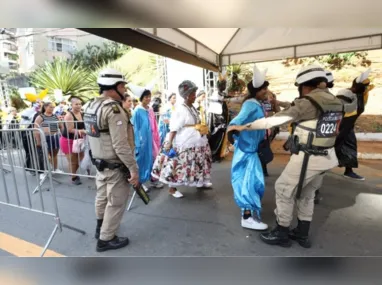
[81,28,382,71]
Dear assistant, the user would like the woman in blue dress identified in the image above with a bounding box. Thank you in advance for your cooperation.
[158,92,177,145]
[228,65,270,231]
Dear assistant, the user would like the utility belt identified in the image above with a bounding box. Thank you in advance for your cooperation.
[283,135,329,156]
[299,144,329,156]
[92,159,122,171]
[90,152,150,205]
[89,151,122,171]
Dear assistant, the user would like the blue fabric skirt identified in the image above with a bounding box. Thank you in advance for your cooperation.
[231,146,265,218]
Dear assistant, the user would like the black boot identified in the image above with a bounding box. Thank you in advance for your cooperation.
[96,236,130,252]
[95,219,103,239]
[262,163,269,177]
[260,223,292,247]
[314,190,322,205]
[289,220,311,248]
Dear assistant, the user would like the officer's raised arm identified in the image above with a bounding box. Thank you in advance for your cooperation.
[243,98,317,130]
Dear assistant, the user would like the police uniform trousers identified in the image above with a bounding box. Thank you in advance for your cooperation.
[95,168,130,241]
[274,147,338,227]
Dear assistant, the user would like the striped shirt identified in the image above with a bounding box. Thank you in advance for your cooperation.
[40,114,60,133]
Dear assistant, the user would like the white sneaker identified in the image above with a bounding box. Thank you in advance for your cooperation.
[203,182,213,188]
[151,181,164,189]
[39,173,47,180]
[54,169,64,174]
[142,184,150,193]
[241,217,268,231]
[171,190,184,198]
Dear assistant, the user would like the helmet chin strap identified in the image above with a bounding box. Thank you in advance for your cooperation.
[113,85,125,101]
[298,85,303,98]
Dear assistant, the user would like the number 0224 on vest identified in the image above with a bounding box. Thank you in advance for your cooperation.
[316,111,343,138]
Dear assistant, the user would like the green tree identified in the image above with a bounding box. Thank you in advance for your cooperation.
[226,63,252,93]
[8,86,28,110]
[86,49,159,98]
[281,51,371,70]
[71,41,131,70]
[29,57,92,102]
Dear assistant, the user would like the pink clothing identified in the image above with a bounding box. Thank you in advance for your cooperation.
[148,107,160,159]
[60,136,74,154]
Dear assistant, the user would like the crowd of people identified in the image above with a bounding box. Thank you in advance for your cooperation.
[0,63,373,253]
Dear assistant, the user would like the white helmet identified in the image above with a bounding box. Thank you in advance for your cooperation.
[295,65,327,86]
[325,70,334,83]
[97,68,127,87]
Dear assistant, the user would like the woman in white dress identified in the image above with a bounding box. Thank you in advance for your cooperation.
[152,80,212,198]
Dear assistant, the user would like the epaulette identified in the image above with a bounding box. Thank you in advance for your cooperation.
[103,100,122,114]
[111,104,121,114]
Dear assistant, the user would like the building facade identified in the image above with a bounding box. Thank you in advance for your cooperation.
[17,28,107,73]
[0,28,18,74]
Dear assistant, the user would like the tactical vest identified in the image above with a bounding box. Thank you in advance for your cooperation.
[84,97,127,161]
[293,89,344,148]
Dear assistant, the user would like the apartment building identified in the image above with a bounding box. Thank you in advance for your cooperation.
[0,28,18,74]
[17,28,108,73]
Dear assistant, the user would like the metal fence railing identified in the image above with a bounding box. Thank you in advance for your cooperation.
[0,127,86,257]
[2,120,146,211]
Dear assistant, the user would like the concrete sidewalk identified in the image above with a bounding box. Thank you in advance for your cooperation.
[0,154,381,257]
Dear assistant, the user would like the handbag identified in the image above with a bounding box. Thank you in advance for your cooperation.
[72,138,85,153]
[258,134,274,165]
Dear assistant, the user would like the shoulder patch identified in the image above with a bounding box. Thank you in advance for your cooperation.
[111,104,121,114]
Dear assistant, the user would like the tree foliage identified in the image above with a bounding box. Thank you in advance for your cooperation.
[29,57,92,101]
[70,41,131,70]
[225,64,252,93]
[282,51,372,70]
[8,86,28,110]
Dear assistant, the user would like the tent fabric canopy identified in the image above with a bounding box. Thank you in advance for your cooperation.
[81,28,382,71]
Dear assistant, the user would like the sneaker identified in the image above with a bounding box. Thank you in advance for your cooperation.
[150,181,164,189]
[241,217,268,231]
[343,172,365,181]
[72,177,82,185]
[54,169,64,174]
[171,190,184,198]
[39,173,47,180]
[203,182,213,188]
[142,184,150,193]
[197,182,213,189]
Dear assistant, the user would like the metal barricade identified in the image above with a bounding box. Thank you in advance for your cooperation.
[25,119,146,211]
[0,127,86,256]
[36,121,143,211]
[35,120,96,182]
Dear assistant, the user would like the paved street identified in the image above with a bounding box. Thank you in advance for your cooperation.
[1,154,382,257]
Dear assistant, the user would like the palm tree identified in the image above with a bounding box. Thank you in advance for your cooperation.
[226,64,253,82]
[29,57,92,102]
[225,63,252,93]
[8,87,28,110]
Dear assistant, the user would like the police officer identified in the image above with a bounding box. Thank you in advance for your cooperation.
[84,68,139,252]
[228,65,344,248]
[313,70,335,204]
